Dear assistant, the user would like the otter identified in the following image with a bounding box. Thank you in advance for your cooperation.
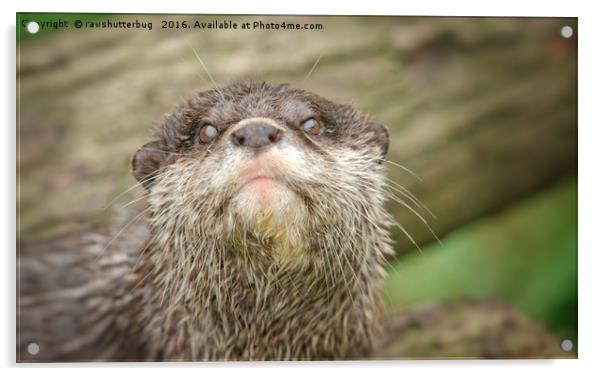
[17,81,393,361]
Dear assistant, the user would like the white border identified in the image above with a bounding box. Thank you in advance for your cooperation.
[4,0,582,16]
[3,1,600,375]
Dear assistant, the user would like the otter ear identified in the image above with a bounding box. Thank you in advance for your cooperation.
[131,141,166,190]
[365,121,390,162]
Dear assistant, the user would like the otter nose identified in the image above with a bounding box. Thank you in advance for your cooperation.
[231,122,282,149]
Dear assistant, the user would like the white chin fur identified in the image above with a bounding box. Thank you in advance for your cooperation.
[233,180,302,231]
[231,180,310,267]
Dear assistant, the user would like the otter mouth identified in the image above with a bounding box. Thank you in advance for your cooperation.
[233,154,290,197]
[235,174,293,210]
[237,174,282,192]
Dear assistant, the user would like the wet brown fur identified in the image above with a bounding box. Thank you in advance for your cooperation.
[18,82,393,361]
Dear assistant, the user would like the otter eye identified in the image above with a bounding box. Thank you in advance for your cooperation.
[301,118,321,135]
[199,124,219,143]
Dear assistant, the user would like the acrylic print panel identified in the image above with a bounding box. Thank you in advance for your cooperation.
[16,13,577,362]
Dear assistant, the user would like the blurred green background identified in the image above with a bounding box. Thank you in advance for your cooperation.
[17,14,577,354]
[383,177,577,343]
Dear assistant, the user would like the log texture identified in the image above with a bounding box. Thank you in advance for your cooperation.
[17,16,577,253]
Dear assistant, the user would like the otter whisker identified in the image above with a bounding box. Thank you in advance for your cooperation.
[185,40,225,102]
[178,52,211,87]
[101,168,173,211]
[384,178,436,218]
[384,190,442,246]
[391,219,423,255]
[382,159,423,181]
[304,54,322,82]
[139,147,175,155]
[92,207,151,264]
[335,193,423,255]
[322,154,437,244]
[119,195,148,210]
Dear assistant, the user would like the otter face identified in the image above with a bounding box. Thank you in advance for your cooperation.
[132,82,389,268]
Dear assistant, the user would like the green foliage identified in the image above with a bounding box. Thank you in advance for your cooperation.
[383,177,577,344]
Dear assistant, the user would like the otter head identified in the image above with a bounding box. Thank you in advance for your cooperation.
[132,82,390,271]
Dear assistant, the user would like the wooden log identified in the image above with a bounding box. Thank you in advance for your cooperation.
[17,17,577,256]
[373,298,570,359]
